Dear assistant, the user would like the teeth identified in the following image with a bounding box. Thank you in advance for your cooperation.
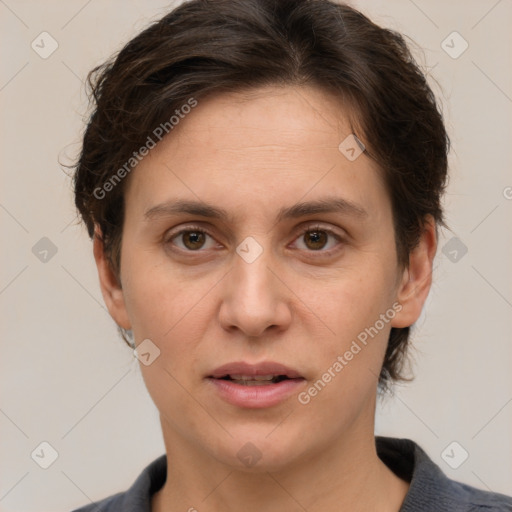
[229,374,276,381]
[231,379,276,386]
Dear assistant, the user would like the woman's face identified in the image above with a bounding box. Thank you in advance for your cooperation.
[100,85,428,471]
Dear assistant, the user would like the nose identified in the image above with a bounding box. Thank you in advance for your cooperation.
[218,249,292,338]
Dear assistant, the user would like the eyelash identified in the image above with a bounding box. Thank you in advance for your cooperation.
[164,224,345,257]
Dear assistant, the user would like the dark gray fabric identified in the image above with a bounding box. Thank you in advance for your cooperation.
[71,437,512,511]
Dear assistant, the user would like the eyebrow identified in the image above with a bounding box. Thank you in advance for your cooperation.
[143,196,368,223]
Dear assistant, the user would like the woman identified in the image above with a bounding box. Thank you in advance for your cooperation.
[71,0,512,510]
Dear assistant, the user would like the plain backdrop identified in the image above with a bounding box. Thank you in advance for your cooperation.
[1,1,511,511]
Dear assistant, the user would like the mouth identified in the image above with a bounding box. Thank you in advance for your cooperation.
[212,374,296,386]
[206,361,306,408]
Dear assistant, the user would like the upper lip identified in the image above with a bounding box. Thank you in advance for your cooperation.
[208,361,303,379]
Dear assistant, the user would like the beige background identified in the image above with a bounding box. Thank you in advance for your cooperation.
[1,1,511,510]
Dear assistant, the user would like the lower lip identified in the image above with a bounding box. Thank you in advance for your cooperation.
[207,378,306,408]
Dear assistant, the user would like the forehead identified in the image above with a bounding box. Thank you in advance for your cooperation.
[168,84,356,152]
[124,84,389,224]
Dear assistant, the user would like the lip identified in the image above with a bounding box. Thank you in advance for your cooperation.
[208,361,303,379]
[206,361,305,409]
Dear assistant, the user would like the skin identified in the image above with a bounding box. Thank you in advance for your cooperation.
[94,84,436,512]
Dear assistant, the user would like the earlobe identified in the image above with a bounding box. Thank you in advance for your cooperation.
[391,216,437,329]
[93,225,132,330]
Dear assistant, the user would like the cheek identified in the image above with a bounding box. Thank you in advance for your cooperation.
[121,275,170,340]
[120,255,220,382]
[304,261,398,380]
[120,244,197,337]
[313,265,396,333]
[295,281,395,424]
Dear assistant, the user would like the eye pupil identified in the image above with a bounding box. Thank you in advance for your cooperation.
[305,230,327,250]
[183,231,205,250]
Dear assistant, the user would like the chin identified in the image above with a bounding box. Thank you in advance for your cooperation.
[208,427,311,473]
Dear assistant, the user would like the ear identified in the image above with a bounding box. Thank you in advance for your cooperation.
[391,216,437,328]
[93,225,131,330]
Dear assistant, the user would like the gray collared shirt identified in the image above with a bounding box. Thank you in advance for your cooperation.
[71,437,512,511]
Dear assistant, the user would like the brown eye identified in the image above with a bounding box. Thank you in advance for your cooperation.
[181,231,206,250]
[292,225,344,255]
[303,230,328,250]
[166,227,217,252]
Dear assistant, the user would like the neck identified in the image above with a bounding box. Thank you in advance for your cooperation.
[152,418,409,512]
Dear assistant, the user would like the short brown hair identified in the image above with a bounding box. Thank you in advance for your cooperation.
[72,0,450,390]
